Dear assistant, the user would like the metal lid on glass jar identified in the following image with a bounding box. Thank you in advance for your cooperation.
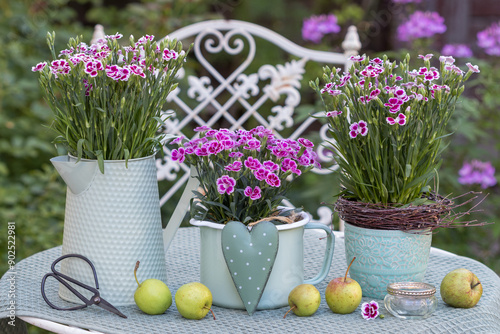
[387,282,436,297]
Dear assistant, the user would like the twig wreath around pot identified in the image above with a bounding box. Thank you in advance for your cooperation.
[171,126,335,314]
[32,32,189,305]
[310,54,486,298]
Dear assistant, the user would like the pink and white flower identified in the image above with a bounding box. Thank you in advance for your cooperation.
[361,301,379,320]
[244,138,261,150]
[244,186,262,200]
[105,32,123,40]
[439,55,456,65]
[171,148,186,163]
[216,175,236,195]
[31,62,47,72]
[163,49,178,61]
[466,62,480,73]
[349,55,366,62]
[85,60,103,77]
[263,160,279,172]
[418,54,434,61]
[244,156,262,170]
[50,59,71,77]
[326,110,342,117]
[349,120,368,138]
[224,161,242,172]
[281,158,298,172]
[129,64,146,78]
[265,173,281,187]
[105,65,131,81]
[254,168,270,181]
[386,113,407,126]
[298,138,314,148]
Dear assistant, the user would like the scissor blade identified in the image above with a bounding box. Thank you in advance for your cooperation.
[94,297,127,318]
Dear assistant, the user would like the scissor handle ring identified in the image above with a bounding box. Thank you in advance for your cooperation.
[41,273,88,311]
[51,254,99,290]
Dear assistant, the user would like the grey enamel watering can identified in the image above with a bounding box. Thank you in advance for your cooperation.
[51,154,177,306]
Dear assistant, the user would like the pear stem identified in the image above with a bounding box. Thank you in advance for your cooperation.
[471,282,481,289]
[345,257,356,283]
[204,306,216,320]
[283,305,296,319]
[134,261,141,286]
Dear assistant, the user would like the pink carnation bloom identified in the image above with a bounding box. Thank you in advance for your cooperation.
[50,59,71,77]
[105,33,123,40]
[281,158,297,172]
[244,138,261,150]
[229,152,244,158]
[386,113,407,126]
[361,301,379,320]
[349,120,368,138]
[263,160,279,172]
[194,125,211,132]
[466,62,480,73]
[418,53,434,61]
[254,168,270,181]
[31,62,47,72]
[216,175,236,195]
[244,186,262,200]
[265,173,281,187]
[225,161,242,172]
[298,138,314,148]
[326,110,342,117]
[171,148,185,163]
[85,60,104,77]
[129,64,146,78]
[244,156,262,170]
[163,49,178,60]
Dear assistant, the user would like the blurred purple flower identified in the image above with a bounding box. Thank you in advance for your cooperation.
[441,44,473,58]
[302,14,341,44]
[477,21,500,56]
[397,11,447,42]
[458,160,497,189]
[392,0,421,3]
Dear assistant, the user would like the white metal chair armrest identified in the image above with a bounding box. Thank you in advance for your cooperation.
[19,316,105,334]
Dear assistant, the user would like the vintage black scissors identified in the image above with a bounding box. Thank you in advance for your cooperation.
[41,254,127,318]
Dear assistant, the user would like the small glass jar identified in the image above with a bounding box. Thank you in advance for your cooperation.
[384,282,437,319]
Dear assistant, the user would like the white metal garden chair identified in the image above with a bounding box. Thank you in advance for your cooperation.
[140,20,362,250]
[21,19,361,333]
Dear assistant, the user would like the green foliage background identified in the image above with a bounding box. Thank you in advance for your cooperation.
[0,1,499,332]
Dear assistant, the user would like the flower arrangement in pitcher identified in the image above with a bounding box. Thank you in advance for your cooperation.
[32,32,189,172]
[171,126,321,224]
[310,54,480,207]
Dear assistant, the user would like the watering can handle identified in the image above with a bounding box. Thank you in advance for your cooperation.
[303,222,335,285]
[163,166,199,252]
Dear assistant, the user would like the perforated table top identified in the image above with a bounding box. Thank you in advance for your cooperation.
[1,227,500,333]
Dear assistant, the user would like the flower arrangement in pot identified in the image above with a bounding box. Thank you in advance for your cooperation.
[31,31,189,305]
[33,32,188,170]
[171,126,335,314]
[310,54,483,298]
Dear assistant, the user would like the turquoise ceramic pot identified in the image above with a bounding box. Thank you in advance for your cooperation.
[344,222,432,299]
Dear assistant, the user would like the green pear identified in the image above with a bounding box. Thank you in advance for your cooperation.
[283,284,321,318]
[133,261,172,315]
[440,268,483,308]
[175,282,215,320]
[325,257,362,314]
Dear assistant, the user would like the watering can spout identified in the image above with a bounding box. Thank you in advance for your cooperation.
[50,156,98,195]
[163,166,200,251]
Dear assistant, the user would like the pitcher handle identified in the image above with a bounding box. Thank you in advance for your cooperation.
[303,222,335,285]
